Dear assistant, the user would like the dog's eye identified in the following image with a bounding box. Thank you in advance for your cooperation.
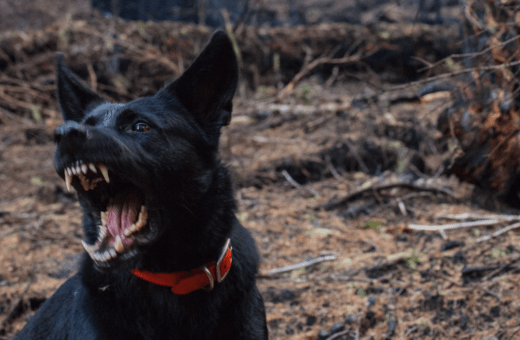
[132,122,150,132]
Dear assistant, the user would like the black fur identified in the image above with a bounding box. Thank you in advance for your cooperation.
[15,31,268,340]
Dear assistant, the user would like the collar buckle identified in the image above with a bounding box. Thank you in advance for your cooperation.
[216,238,232,283]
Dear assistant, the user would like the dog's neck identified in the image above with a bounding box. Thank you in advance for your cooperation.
[148,165,234,270]
[132,238,232,294]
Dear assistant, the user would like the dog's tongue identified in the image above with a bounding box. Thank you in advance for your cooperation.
[106,190,141,243]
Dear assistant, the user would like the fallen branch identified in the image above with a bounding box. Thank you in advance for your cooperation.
[435,213,520,221]
[276,46,378,100]
[385,59,520,93]
[260,254,337,277]
[281,169,320,197]
[320,181,458,211]
[408,219,501,231]
[476,221,520,243]
[417,33,520,73]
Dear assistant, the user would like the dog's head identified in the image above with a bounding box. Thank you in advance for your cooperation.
[54,31,238,270]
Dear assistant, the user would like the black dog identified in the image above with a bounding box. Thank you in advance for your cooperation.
[16,31,268,340]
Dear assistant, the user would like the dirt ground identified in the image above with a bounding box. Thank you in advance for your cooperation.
[2,1,520,340]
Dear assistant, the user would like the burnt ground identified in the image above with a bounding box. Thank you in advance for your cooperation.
[2,1,520,340]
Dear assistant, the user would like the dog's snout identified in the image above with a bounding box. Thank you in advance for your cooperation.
[55,121,88,144]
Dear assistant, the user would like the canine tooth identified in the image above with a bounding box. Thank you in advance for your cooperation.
[66,167,71,176]
[81,164,88,174]
[100,211,107,226]
[134,205,148,230]
[65,172,72,191]
[89,163,97,173]
[114,235,124,253]
[81,240,93,254]
[124,226,132,237]
[99,164,110,183]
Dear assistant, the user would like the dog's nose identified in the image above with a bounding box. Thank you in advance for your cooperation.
[55,121,88,144]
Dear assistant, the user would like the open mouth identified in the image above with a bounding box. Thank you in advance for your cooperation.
[63,160,152,267]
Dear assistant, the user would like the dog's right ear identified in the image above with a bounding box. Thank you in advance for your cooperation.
[55,53,105,122]
[159,30,238,129]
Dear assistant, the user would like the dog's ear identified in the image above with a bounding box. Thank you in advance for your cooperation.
[161,30,238,127]
[55,53,105,122]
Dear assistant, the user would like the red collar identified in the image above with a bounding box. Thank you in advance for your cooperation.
[132,238,232,295]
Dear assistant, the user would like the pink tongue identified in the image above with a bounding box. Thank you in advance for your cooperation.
[106,190,141,244]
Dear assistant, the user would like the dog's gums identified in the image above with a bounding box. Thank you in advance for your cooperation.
[63,161,109,191]
[81,205,147,263]
[63,160,151,266]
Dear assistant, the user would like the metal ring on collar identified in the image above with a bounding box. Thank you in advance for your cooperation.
[200,265,214,291]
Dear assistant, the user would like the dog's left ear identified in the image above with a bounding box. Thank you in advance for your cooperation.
[161,30,238,128]
[55,53,106,122]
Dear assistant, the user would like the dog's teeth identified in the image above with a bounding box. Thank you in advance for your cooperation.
[134,205,148,230]
[98,225,107,240]
[81,164,88,174]
[109,248,117,259]
[81,241,101,260]
[81,240,92,254]
[114,235,124,253]
[124,226,132,237]
[89,163,97,173]
[100,211,107,226]
[76,165,82,175]
[71,166,77,175]
[65,172,72,192]
[99,164,110,183]
[66,167,72,176]
[124,207,147,237]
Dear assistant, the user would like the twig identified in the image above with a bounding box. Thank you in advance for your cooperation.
[221,9,242,63]
[281,170,320,197]
[476,221,520,243]
[384,59,520,93]
[369,192,434,216]
[436,213,520,221]
[344,139,369,173]
[277,47,378,99]
[261,254,337,277]
[86,63,97,92]
[417,33,520,72]
[408,219,501,231]
[320,182,458,211]
[73,25,180,74]
[0,90,58,117]
[325,329,350,340]
[482,256,520,281]
[476,128,520,177]
[325,155,343,180]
